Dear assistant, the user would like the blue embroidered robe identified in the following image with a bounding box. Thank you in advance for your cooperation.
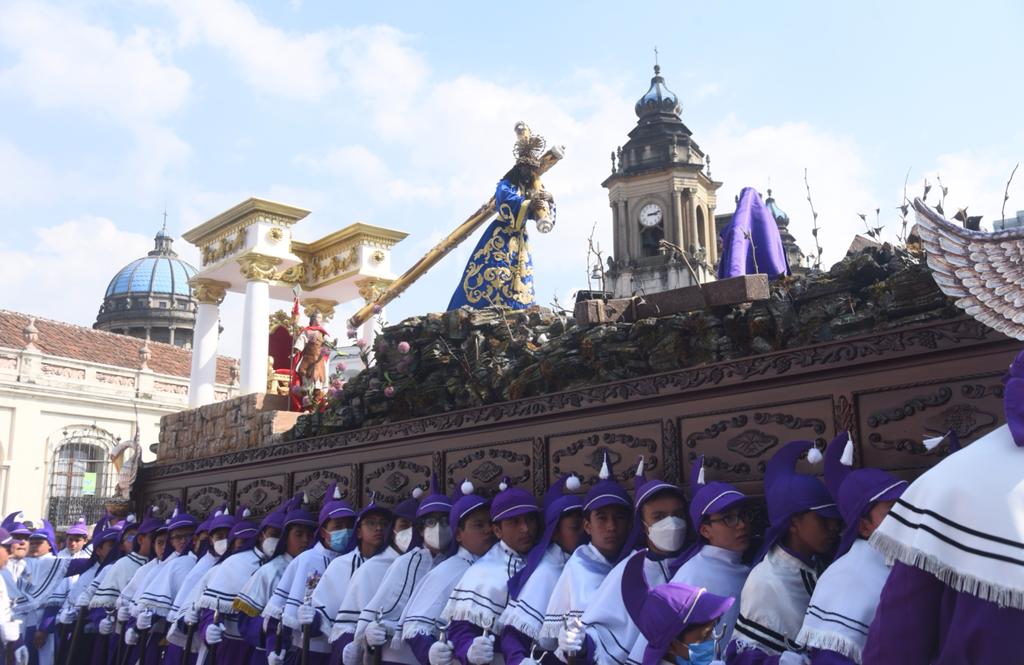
[448,179,537,310]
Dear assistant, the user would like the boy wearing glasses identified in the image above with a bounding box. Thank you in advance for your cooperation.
[349,475,455,665]
[671,456,752,647]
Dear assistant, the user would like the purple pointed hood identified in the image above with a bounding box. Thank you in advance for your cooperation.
[756,440,840,562]
[217,506,260,565]
[621,456,688,557]
[261,493,301,531]
[688,455,750,531]
[353,492,392,556]
[490,477,539,523]
[718,186,789,280]
[509,474,583,598]
[1003,349,1024,447]
[273,494,317,558]
[669,455,752,570]
[824,432,907,558]
[446,479,489,556]
[29,518,58,553]
[583,451,633,514]
[207,503,239,535]
[622,549,735,665]
[137,504,166,535]
[66,517,90,537]
[4,512,30,538]
[319,481,356,526]
[393,489,421,523]
[416,474,453,519]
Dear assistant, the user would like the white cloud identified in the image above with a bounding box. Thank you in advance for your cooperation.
[0,140,58,204]
[161,0,339,101]
[0,217,152,325]
[0,2,190,123]
[295,145,442,205]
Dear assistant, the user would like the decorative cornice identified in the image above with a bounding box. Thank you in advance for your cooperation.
[189,278,230,305]
[183,198,310,246]
[303,298,338,323]
[140,316,1012,479]
[356,277,393,304]
[237,254,282,282]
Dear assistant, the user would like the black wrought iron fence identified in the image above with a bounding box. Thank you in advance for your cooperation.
[46,495,118,531]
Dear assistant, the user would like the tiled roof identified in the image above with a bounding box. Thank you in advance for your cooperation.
[0,310,236,384]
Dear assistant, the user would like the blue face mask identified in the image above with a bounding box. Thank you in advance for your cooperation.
[328,528,353,552]
[672,639,716,665]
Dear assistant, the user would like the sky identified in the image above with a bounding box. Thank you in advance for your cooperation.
[1,0,1022,357]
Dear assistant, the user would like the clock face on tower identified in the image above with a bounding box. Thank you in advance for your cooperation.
[638,203,663,228]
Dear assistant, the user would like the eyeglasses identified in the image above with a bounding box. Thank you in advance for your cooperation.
[704,512,753,528]
[422,516,449,528]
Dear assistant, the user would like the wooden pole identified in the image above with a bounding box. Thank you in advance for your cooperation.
[346,145,565,330]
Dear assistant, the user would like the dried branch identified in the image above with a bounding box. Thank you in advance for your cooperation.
[741,230,760,274]
[658,238,704,286]
[897,167,912,244]
[803,168,823,270]
[936,174,948,215]
[1003,162,1020,224]
[586,221,606,292]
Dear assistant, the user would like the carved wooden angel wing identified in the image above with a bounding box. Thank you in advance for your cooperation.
[915,197,1024,339]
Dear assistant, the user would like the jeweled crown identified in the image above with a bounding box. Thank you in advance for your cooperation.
[513,121,546,167]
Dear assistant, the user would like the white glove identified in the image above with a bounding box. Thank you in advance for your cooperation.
[709,661,726,665]
[182,607,199,625]
[99,617,114,635]
[297,604,317,626]
[206,623,224,645]
[467,634,494,665]
[267,650,286,665]
[428,640,454,665]
[557,622,584,655]
[364,620,388,647]
[14,645,28,665]
[779,652,810,665]
[117,605,131,623]
[343,641,363,665]
[136,609,153,630]
[58,608,75,625]
[125,627,139,645]
[0,621,20,643]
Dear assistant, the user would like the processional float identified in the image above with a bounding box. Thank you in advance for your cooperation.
[347,123,565,330]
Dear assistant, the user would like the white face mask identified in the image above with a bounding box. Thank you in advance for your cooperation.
[212,539,228,556]
[646,516,687,552]
[393,528,413,553]
[423,524,452,551]
[261,537,279,558]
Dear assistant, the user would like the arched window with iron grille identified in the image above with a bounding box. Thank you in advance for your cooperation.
[46,427,117,529]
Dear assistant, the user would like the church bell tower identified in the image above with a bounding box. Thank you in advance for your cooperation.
[603,65,721,297]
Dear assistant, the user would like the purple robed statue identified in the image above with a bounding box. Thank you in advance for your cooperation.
[718,187,789,280]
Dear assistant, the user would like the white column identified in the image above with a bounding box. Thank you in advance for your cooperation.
[240,279,270,395]
[188,280,226,407]
[237,255,280,396]
[189,303,219,407]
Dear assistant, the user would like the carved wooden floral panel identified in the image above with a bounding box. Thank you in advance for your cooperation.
[186,483,231,518]
[856,373,1004,472]
[548,421,662,493]
[445,438,534,497]
[361,456,432,508]
[679,399,834,489]
[235,475,286,517]
[293,466,354,507]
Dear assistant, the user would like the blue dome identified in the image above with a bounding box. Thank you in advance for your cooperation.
[104,231,197,298]
[104,256,197,298]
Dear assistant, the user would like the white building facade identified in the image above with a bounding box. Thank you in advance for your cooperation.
[0,311,237,530]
